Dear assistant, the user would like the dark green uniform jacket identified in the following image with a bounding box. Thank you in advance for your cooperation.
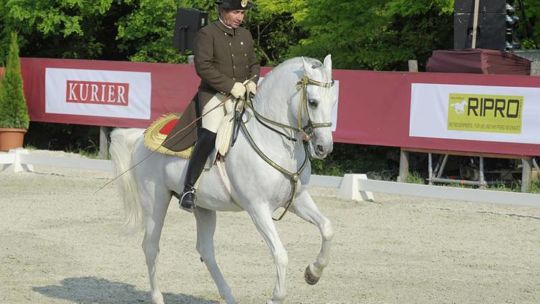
[163,20,260,152]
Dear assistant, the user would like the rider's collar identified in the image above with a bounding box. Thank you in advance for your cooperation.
[216,19,235,36]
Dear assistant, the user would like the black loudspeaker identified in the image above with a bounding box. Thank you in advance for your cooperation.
[454,0,507,50]
[454,12,506,50]
[173,8,208,53]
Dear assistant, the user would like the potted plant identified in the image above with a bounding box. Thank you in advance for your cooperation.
[0,32,29,151]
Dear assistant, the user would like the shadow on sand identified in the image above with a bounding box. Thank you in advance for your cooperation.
[33,276,219,304]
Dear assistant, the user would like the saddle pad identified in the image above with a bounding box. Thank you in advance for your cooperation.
[144,113,193,158]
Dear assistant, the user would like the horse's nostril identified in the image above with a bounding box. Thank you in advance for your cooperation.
[317,145,324,153]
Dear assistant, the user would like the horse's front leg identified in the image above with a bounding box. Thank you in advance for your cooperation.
[194,207,236,304]
[247,205,288,304]
[291,189,334,285]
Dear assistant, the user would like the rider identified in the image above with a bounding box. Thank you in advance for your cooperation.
[178,0,260,212]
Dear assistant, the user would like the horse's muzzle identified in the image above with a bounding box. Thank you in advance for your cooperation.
[312,141,333,159]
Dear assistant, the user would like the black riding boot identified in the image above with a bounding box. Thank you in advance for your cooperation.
[179,128,217,211]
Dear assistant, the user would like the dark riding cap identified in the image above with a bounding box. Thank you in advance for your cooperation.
[215,0,253,10]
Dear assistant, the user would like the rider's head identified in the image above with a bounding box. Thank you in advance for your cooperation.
[216,0,253,29]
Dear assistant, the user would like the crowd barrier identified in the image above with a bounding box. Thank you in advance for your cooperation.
[1,149,538,208]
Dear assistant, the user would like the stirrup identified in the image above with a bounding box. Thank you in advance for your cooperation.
[179,189,196,213]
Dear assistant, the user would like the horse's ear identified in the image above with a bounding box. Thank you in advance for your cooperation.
[302,57,312,75]
[323,54,332,72]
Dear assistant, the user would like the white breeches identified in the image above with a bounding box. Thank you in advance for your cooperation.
[202,93,233,133]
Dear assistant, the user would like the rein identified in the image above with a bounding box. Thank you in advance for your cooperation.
[242,75,335,221]
[248,75,334,142]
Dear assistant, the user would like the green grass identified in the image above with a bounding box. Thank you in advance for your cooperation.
[76,149,101,159]
[530,180,540,193]
[405,171,424,184]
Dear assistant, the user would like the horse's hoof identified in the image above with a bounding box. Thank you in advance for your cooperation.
[304,265,320,285]
[151,291,165,304]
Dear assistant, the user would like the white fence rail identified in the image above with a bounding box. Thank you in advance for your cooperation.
[0,149,112,173]
[1,149,538,208]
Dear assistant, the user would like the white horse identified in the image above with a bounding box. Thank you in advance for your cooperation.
[109,55,337,304]
[451,99,467,114]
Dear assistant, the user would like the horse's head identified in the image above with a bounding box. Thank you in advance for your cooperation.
[294,55,337,159]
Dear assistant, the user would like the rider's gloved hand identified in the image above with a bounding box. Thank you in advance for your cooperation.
[245,80,257,96]
[224,99,234,114]
[230,82,246,99]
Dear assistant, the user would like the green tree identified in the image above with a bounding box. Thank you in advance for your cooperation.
[289,0,454,70]
[115,0,186,63]
[0,0,119,59]
[115,0,307,64]
[246,0,307,66]
[0,32,29,130]
[520,0,540,48]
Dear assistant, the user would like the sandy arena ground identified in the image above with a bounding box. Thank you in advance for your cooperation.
[1,154,539,304]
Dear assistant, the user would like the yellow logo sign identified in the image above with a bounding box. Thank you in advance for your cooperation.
[241,0,248,7]
[447,93,523,134]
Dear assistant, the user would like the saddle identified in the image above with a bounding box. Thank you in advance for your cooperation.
[143,113,193,158]
[144,112,236,160]
[144,112,234,195]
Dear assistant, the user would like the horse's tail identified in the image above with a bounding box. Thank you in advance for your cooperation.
[109,128,145,233]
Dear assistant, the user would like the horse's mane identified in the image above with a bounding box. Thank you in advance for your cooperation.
[255,57,323,105]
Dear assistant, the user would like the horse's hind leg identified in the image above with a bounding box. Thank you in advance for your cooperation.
[141,190,170,304]
[291,190,334,285]
[194,207,236,304]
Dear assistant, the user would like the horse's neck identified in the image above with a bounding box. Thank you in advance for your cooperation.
[244,68,305,165]
[253,61,303,130]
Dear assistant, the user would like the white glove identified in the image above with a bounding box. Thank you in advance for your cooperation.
[230,82,246,99]
[245,80,257,96]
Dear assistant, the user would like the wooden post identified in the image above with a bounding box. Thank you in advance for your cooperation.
[525,63,539,191]
[428,153,433,185]
[530,61,540,76]
[521,157,532,193]
[398,149,409,182]
[401,59,417,183]
[408,60,418,72]
[98,127,109,159]
[479,156,487,189]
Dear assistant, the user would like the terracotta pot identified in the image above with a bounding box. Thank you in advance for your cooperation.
[0,128,27,152]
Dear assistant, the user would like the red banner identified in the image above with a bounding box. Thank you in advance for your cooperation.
[20,58,540,156]
[21,58,200,128]
[333,69,540,156]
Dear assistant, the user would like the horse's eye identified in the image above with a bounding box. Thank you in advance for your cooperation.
[308,98,318,108]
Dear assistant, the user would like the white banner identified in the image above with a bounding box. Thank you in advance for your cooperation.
[45,68,152,119]
[410,83,540,144]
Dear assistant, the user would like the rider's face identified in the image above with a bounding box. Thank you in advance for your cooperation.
[221,9,246,29]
